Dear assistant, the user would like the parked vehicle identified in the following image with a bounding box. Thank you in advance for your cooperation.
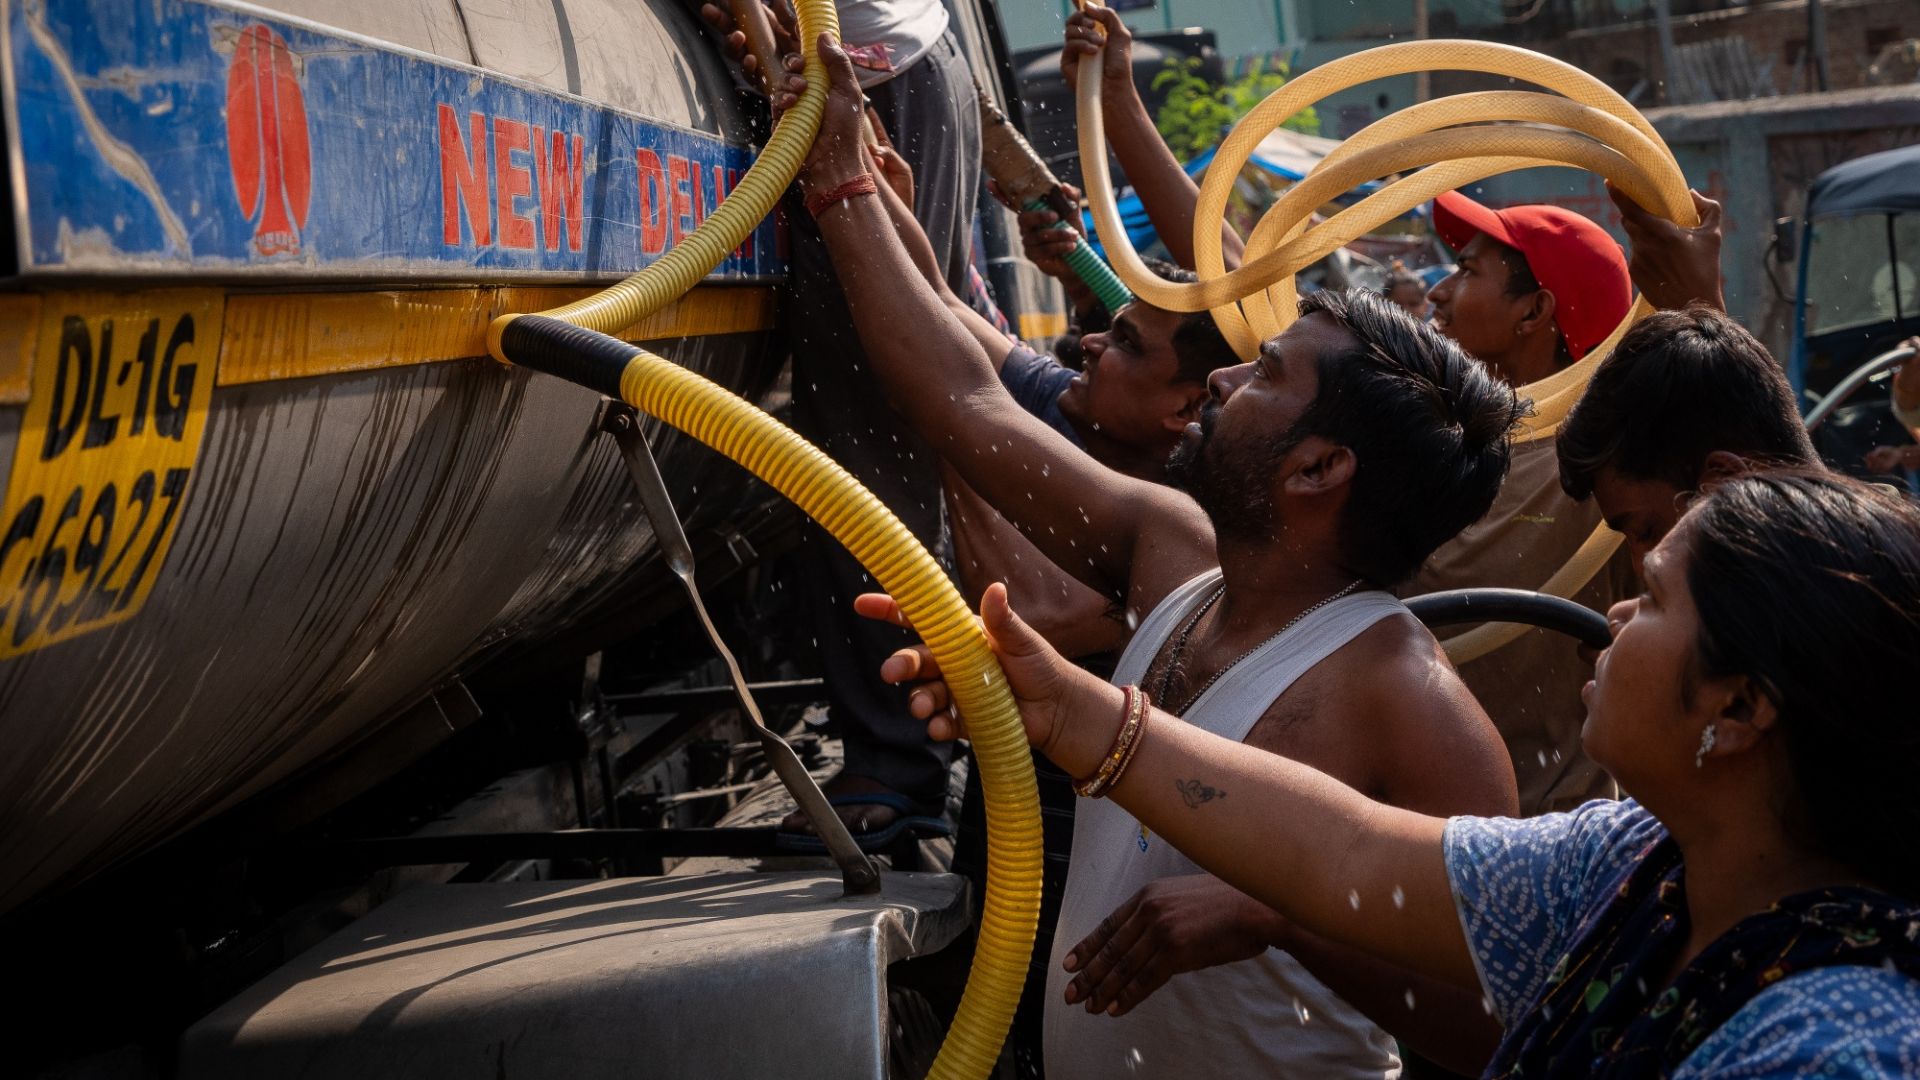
[1783,143,1920,473]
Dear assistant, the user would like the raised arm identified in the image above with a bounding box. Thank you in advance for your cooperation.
[1062,8,1243,271]
[866,140,1022,368]
[796,38,1208,600]
[946,471,1129,659]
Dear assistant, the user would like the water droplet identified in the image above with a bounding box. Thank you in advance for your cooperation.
[1348,889,1361,910]
[1392,885,1405,909]
[1403,990,1417,1010]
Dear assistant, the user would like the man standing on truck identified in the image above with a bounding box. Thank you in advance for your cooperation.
[797,35,1527,1078]
[705,0,982,843]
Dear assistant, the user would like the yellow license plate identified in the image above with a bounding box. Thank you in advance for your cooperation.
[0,291,222,658]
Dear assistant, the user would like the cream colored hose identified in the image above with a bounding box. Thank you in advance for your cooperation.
[1076,27,1697,662]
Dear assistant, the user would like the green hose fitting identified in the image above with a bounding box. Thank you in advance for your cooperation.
[1025,198,1134,314]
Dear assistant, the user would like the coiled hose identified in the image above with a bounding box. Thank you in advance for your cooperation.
[1075,28,1697,663]
[485,6,1040,1078]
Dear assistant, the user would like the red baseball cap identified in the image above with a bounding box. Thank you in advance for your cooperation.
[1432,191,1631,362]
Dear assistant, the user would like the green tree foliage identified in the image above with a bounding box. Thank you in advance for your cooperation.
[1151,56,1320,163]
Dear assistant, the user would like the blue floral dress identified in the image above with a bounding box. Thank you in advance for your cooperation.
[1445,799,1920,1077]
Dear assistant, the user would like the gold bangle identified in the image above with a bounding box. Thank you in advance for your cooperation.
[1101,694,1152,796]
[1075,685,1147,799]
[1072,684,1133,797]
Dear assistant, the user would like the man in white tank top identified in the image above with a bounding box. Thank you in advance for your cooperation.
[802,45,1526,1073]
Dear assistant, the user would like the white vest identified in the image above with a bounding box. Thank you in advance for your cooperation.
[1044,569,1407,1080]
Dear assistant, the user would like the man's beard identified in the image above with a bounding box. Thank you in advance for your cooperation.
[1168,400,1303,543]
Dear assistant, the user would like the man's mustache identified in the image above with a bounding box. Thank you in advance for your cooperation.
[1195,400,1222,438]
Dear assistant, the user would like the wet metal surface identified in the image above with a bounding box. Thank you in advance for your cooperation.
[180,871,970,1079]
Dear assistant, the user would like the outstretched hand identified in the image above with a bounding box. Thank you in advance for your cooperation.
[855,582,1119,767]
[1608,183,1725,313]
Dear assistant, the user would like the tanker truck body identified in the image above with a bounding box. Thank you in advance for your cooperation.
[0,0,804,914]
[0,0,1059,1072]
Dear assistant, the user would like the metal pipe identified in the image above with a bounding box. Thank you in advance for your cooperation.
[1808,0,1831,92]
[604,404,881,895]
[1804,345,1917,432]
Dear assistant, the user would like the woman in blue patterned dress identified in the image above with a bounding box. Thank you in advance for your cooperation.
[867,468,1920,1077]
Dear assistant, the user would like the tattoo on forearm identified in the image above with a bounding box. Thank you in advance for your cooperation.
[1175,778,1226,808]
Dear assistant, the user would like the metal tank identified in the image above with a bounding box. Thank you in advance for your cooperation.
[0,0,796,913]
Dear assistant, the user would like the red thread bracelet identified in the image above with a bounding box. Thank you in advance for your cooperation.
[806,174,878,217]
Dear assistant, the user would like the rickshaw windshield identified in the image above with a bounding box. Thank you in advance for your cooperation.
[1805,211,1920,337]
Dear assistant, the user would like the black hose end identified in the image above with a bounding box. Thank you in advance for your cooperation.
[1405,588,1613,650]
[499,315,636,398]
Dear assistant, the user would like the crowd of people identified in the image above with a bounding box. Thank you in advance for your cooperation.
[703,3,1920,1077]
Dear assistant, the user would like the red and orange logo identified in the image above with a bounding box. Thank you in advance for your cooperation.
[226,25,311,257]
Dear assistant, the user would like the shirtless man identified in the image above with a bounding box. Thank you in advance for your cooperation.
[797,36,1522,1079]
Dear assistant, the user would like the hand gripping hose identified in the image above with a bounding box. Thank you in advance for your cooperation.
[976,79,1134,312]
[489,0,836,350]
[1055,228,1134,313]
[485,7,1040,1077]
[1075,27,1698,663]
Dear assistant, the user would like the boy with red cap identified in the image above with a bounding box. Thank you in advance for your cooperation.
[1407,190,1640,813]
[1426,192,1633,384]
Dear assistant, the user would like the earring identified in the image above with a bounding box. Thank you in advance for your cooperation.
[1694,725,1717,769]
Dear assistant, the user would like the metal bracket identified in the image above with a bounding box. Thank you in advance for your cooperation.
[601,401,881,895]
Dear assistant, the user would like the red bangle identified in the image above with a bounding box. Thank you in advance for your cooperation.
[805,174,878,217]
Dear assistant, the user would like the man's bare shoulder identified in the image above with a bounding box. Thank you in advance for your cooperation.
[1345,614,1471,698]
[1324,613,1518,815]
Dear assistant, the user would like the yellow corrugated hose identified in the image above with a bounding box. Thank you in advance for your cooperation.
[1076,27,1698,663]
[610,342,1043,1080]
[485,5,1040,1078]
[487,0,837,351]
